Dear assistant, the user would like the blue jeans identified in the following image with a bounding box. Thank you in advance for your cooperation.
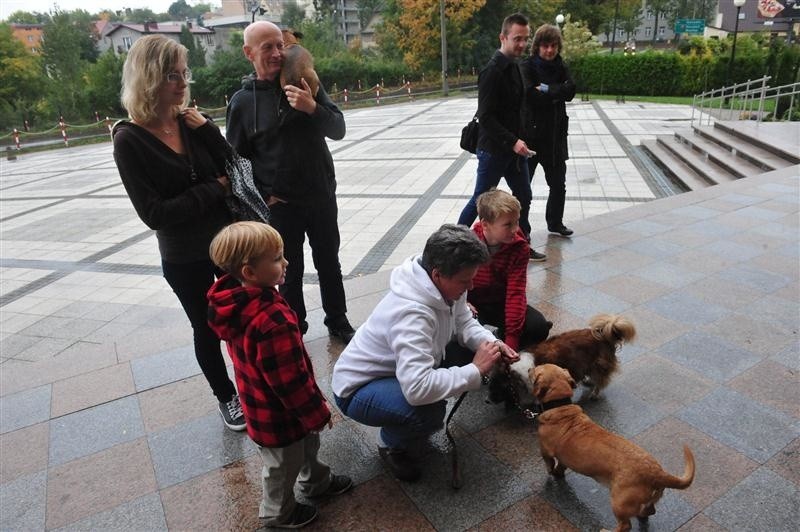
[333,342,474,450]
[458,149,532,236]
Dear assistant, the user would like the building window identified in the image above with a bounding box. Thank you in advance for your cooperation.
[659,26,665,35]
[645,27,652,37]
[646,10,653,19]
[27,35,33,42]
[618,29,625,37]
[122,36,133,50]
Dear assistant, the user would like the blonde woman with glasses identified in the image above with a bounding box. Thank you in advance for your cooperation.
[112,35,246,431]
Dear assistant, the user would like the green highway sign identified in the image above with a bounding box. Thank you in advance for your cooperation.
[674,18,705,34]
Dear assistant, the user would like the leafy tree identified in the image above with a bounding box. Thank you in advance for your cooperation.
[563,0,612,34]
[192,34,252,107]
[283,0,307,29]
[645,0,677,46]
[312,0,337,20]
[357,0,384,30]
[41,9,92,119]
[84,49,125,118]
[168,0,194,20]
[6,11,49,24]
[0,23,44,129]
[179,25,206,68]
[560,15,601,63]
[297,15,346,58]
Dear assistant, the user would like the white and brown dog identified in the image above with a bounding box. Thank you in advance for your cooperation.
[531,364,695,532]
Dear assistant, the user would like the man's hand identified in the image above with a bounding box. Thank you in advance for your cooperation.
[466,302,479,319]
[284,78,317,115]
[179,108,207,129]
[512,139,534,157]
[472,340,502,376]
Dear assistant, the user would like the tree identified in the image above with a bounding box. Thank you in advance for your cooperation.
[168,1,194,20]
[41,9,93,119]
[5,11,49,24]
[357,0,384,30]
[560,15,601,63]
[646,0,677,46]
[283,0,307,29]
[0,23,44,129]
[84,49,125,118]
[180,25,206,68]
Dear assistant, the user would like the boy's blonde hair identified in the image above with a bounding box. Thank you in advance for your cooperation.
[209,222,283,280]
[476,189,521,223]
[121,35,190,123]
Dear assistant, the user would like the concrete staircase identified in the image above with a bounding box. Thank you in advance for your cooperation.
[642,120,800,191]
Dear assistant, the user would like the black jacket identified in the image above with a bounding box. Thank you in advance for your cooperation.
[112,119,231,263]
[226,74,345,203]
[476,50,525,154]
[520,54,575,165]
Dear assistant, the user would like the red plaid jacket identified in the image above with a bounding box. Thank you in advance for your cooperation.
[207,274,330,447]
[468,224,529,350]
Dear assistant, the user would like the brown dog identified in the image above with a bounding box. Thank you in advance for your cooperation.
[531,314,636,399]
[531,364,695,532]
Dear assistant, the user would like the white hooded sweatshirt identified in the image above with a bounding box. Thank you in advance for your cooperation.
[331,255,496,406]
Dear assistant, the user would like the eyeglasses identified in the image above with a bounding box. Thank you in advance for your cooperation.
[166,69,192,83]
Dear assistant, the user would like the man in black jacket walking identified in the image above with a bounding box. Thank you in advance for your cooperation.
[226,21,355,343]
[458,12,545,262]
[521,24,576,237]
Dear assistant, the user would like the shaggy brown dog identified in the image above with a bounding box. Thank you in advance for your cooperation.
[531,314,636,399]
[531,364,695,532]
[279,31,320,98]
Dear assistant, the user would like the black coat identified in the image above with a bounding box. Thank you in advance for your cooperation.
[520,54,575,165]
[476,50,525,154]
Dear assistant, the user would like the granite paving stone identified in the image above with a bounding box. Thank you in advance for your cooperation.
[50,362,135,418]
[0,421,49,483]
[48,395,145,467]
[726,359,800,419]
[52,493,168,532]
[0,383,51,434]
[704,468,799,531]
[764,437,800,487]
[644,291,730,326]
[0,469,46,531]
[549,286,632,319]
[130,344,202,392]
[677,387,800,463]
[657,330,762,384]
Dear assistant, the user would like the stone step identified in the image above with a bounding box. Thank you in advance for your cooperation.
[641,139,711,191]
[674,129,766,178]
[693,125,793,171]
[655,135,738,186]
[713,121,800,165]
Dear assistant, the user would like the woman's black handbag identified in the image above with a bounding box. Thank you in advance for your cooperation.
[460,116,479,154]
[224,152,271,223]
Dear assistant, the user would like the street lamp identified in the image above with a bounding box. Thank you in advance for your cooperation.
[440,0,448,96]
[727,0,747,87]
[555,13,565,27]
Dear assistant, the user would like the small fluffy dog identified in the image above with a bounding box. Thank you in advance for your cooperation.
[488,314,635,408]
[531,364,695,532]
[533,313,635,399]
[280,30,320,98]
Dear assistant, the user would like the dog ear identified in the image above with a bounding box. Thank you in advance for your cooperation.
[560,367,577,389]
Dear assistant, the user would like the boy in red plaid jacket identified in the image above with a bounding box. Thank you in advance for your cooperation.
[467,189,552,350]
[208,221,351,529]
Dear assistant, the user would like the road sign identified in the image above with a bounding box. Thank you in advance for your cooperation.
[674,18,705,34]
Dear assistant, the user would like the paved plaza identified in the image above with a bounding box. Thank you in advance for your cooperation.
[0,97,798,530]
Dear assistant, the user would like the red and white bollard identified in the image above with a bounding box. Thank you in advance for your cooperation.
[343,88,349,106]
[94,111,100,122]
[224,94,229,107]
[407,82,413,101]
[375,84,380,105]
[106,117,113,133]
[59,117,68,147]
[23,120,30,132]
[13,128,21,149]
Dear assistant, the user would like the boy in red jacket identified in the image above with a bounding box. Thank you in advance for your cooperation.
[207,221,351,529]
[467,189,552,351]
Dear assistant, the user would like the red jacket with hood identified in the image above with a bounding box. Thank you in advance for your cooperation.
[207,274,330,447]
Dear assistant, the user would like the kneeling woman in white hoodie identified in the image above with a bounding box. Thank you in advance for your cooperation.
[331,224,519,482]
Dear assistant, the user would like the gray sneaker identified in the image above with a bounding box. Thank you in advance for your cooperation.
[218,395,246,431]
[529,248,547,262]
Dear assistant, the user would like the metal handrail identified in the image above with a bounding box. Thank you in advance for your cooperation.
[692,75,800,127]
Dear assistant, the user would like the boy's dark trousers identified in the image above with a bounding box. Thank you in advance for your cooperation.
[475,303,552,347]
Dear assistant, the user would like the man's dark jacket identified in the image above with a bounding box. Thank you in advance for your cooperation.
[520,54,576,165]
[226,74,345,203]
[476,50,525,154]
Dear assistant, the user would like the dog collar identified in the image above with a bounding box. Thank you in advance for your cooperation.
[541,398,573,411]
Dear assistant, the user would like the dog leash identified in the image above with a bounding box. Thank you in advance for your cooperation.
[445,391,468,489]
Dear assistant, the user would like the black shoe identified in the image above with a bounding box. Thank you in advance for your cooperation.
[326,317,355,344]
[268,503,318,529]
[548,225,573,237]
[529,248,547,262]
[378,447,421,482]
[308,474,353,498]
[299,320,309,335]
[218,395,247,431]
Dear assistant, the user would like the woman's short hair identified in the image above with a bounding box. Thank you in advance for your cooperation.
[121,35,189,123]
[420,224,489,277]
[477,189,521,223]
[209,222,283,280]
[533,24,563,54]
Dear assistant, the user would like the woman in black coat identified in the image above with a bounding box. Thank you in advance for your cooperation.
[521,24,576,237]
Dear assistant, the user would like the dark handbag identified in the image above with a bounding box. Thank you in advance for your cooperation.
[224,151,271,223]
[460,115,479,154]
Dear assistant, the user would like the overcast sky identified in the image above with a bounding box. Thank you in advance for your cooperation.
[1,1,219,21]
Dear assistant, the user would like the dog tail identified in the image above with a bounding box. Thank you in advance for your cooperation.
[589,314,636,346]
[660,445,695,490]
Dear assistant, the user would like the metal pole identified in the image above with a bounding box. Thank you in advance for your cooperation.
[440,0,449,96]
[727,5,742,87]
